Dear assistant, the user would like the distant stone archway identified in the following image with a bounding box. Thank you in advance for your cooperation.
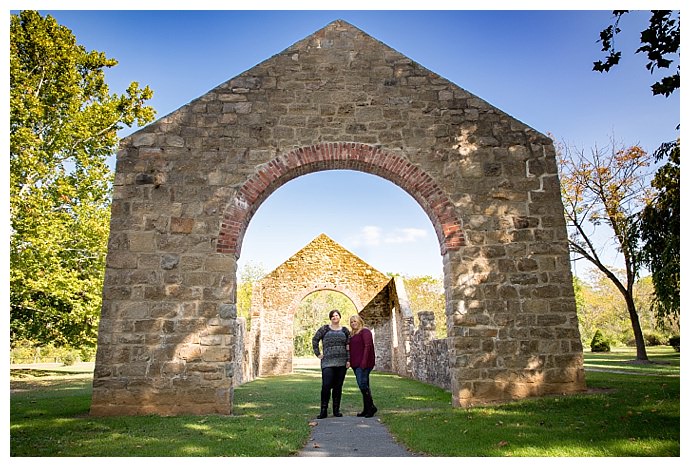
[91,20,586,416]
[245,234,393,377]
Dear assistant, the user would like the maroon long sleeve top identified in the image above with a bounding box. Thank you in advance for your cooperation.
[349,328,375,369]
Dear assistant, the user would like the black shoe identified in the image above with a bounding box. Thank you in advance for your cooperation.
[333,393,342,417]
[317,404,328,419]
[357,390,367,416]
[358,389,378,418]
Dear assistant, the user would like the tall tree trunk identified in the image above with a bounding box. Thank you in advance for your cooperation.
[624,292,649,361]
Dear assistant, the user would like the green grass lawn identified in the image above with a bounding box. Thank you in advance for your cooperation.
[10,347,679,456]
[583,346,680,376]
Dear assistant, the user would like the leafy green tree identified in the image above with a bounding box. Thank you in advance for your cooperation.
[573,276,599,345]
[576,270,630,346]
[558,140,652,361]
[575,271,674,348]
[638,141,680,323]
[10,11,155,348]
[590,329,611,353]
[236,262,266,328]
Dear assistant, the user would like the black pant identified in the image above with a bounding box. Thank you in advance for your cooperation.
[320,366,347,406]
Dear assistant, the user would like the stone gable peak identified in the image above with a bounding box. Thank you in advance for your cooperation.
[124,17,543,143]
[263,233,387,281]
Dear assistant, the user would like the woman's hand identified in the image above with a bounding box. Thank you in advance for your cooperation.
[318,354,323,360]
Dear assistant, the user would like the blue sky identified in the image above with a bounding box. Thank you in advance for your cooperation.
[10,6,681,279]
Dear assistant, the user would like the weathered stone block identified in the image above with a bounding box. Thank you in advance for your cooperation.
[205,255,236,272]
[106,253,138,269]
[170,217,195,234]
[127,232,156,252]
[219,303,237,319]
[176,344,202,362]
[201,346,231,362]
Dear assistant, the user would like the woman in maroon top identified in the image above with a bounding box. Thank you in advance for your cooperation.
[348,314,377,417]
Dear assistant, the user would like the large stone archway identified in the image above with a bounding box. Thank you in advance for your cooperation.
[217,143,465,258]
[91,20,585,416]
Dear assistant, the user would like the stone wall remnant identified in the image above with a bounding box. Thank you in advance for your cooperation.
[92,20,585,416]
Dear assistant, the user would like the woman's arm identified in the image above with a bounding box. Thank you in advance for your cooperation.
[363,328,376,368]
[312,325,326,357]
[344,327,351,368]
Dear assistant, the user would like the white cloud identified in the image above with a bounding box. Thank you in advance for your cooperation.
[349,225,383,247]
[384,228,428,244]
[348,226,428,247]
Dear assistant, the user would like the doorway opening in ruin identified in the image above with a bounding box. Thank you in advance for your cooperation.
[236,168,447,337]
[233,169,450,388]
[293,290,358,359]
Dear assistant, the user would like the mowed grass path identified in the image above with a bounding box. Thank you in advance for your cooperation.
[10,348,679,456]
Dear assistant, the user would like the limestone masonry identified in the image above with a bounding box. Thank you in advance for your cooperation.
[91,20,585,416]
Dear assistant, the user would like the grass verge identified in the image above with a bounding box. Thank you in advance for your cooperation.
[10,347,679,456]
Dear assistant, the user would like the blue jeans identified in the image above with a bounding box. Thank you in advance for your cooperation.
[353,367,372,392]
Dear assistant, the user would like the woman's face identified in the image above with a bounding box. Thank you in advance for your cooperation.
[330,312,341,325]
[349,318,360,331]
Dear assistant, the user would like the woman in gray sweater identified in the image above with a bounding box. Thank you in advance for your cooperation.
[312,309,350,419]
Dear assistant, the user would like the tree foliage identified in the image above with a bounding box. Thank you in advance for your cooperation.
[590,330,611,352]
[594,10,680,97]
[10,11,155,348]
[558,139,653,360]
[236,262,266,329]
[402,275,446,338]
[574,272,677,348]
[638,141,680,321]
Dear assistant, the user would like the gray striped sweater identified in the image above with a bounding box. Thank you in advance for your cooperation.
[312,325,350,368]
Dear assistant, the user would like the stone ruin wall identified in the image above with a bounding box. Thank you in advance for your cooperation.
[244,234,393,378]
[235,235,451,390]
[91,20,586,416]
[409,311,451,390]
[384,276,451,389]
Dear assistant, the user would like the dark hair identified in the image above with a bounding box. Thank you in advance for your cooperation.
[328,309,341,319]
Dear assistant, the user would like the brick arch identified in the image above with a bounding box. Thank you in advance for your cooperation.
[216,142,465,258]
[287,286,364,314]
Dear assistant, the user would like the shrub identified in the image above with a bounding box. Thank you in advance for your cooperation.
[668,335,680,352]
[10,340,38,363]
[590,330,611,352]
[644,331,667,346]
[61,352,77,366]
[79,346,97,362]
[10,341,94,364]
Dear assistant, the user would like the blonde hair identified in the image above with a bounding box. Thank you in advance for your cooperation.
[349,314,365,335]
